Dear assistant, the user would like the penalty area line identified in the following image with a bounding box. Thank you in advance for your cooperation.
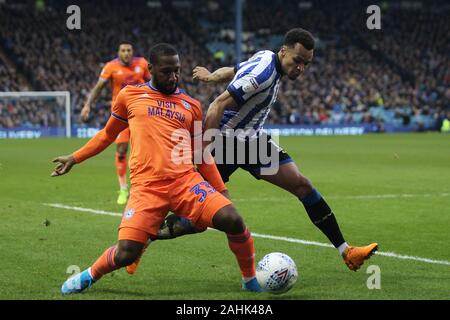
[42,203,450,267]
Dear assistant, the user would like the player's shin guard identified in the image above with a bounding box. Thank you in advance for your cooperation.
[300,189,346,248]
[115,152,127,189]
[90,245,120,281]
[227,227,256,279]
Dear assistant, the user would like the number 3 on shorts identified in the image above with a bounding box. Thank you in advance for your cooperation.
[189,182,216,203]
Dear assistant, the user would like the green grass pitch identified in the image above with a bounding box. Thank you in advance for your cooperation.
[1,133,449,300]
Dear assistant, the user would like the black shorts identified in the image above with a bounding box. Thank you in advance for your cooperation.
[211,132,293,183]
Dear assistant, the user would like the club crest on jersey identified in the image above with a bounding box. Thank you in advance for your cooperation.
[124,208,135,219]
[182,100,191,110]
[242,77,259,93]
[134,66,141,73]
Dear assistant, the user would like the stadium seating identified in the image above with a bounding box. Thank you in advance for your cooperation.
[0,0,448,131]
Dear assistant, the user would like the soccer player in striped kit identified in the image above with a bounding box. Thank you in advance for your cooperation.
[147,28,378,274]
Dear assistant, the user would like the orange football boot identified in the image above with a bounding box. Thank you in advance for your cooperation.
[342,243,378,271]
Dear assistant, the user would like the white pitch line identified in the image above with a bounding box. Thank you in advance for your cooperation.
[43,203,450,267]
[328,193,450,200]
[233,193,450,202]
[245,232,450,266]
[373,251,450,266]
[43,203,122,217]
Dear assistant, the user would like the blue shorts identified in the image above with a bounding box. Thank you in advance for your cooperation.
[211,133,293,182]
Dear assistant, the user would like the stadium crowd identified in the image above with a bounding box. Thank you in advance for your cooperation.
[0,0,448,131]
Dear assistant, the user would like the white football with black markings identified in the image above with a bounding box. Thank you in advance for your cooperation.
[256,252,298,294]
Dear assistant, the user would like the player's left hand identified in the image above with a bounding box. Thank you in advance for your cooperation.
[192,66,211,82]
[51,155,76,177]
[80,103,91,122]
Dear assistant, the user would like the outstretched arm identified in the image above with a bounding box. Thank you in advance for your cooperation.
[204,90,237,132]
[193,66,235,83]
[189,102,229,197]
[195,145,228,196]
[51,116,127,177]
[199,91,237,198]
[80,78,108,122]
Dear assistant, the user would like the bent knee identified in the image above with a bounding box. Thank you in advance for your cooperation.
[291,175,314,198]
[213,206,245,234]
[115,250,140,267]
[227,214,245,233]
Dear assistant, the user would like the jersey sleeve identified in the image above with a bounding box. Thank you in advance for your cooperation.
[227,75,258,107]
[99,62,113,81]
[72,117,127,163]
[72,88,129,163]
[228,52,274,107]
[111,87,129,124]
[227,67,274,107]
[233,60,247,73]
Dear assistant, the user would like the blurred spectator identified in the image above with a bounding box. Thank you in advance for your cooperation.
[0,0,448,131]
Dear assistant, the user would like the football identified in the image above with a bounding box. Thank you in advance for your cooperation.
[256,252,298,294]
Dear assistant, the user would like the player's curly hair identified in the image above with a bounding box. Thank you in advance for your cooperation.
[284,28,315,50]
[149,43,178,64]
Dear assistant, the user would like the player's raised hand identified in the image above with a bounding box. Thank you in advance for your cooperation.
[80,103,91,122]
[51,155,76,177]
[192,66,211,82]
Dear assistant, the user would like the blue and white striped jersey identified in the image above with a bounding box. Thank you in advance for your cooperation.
[221,50,282,139]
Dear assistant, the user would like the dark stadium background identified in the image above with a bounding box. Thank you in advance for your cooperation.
[0,0,448,135]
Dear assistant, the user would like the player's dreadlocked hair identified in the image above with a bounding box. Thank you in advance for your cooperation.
[149,43,178,65]
[284,28,315,50]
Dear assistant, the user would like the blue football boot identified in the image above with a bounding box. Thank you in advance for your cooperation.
[61,268,95,294]
[242,277,264,292]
